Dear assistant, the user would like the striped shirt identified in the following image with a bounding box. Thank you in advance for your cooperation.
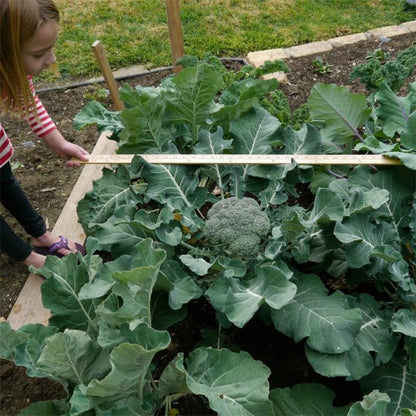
[0,76,57,168]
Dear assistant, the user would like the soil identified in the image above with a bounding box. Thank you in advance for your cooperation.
[0,32,415,415]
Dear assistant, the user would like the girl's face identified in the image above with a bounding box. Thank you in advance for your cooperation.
[22,21,59,76]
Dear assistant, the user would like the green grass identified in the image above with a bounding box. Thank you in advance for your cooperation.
[47,0,415,81]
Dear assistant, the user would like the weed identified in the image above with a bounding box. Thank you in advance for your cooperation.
[312,58,334,75]
[83,86,110,104]
[11,161,24,172]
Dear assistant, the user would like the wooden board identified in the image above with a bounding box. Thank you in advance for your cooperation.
[7,132,117,330]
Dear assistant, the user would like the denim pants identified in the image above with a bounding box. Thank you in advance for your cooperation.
[0,162,46,261]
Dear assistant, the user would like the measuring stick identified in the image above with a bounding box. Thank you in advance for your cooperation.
[71,154,402,165]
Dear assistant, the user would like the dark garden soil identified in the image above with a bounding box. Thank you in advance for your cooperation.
[0,32,415,415]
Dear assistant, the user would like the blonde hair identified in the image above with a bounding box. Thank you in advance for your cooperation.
[0,0,59,115]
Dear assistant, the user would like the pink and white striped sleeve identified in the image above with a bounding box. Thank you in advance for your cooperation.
[25,77,57,138]
[0,124,14,167]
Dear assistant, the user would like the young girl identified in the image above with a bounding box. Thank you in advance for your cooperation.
[0,0,89,269]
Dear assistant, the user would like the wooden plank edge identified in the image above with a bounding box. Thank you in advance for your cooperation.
[7,132,117,330]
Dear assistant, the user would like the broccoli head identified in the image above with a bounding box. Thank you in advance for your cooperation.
[204,197,270,258]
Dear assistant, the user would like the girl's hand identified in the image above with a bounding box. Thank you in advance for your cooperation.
[58,141,89,167]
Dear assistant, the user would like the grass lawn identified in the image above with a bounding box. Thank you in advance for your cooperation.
[50,0,415,80]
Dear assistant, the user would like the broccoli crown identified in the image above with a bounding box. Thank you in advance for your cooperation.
[204,197,270,257]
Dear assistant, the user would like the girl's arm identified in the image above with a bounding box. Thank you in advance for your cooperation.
[25,77,89,166]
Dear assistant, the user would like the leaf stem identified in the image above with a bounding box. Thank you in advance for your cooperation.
[180,241,197,251]
[326,168,347,179]
[384,282,398,300]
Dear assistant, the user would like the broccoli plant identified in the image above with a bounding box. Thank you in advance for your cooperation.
[204,197,270,258]
[1,54,415,416]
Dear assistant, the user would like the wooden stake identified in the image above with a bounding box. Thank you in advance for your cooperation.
[165,0,185,73]
[92,40,124,110]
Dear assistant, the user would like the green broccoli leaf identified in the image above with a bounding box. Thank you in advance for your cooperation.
[77,165,143,235]
[118,92,175,154]
[348,188,390,215]
[391,309,416,337]
[271,383,349,416]
[400,107,416,150]
[271,273,362,354]
[194,127,233,195]
[165,65,223,143]
[360,352,416,416]
[230,105,280,154]
[13,324,60,378]
[214,78,279,129]
[160,260,202,310]
[206,264,296,327]
[349,166,414,231]
[230,106,280,179]
[95,240,166,327]
[384,152,416,171]
[307,188,344,225]
[141,159,208,210]
[19,400,69,416]
[375,82,416,137]
[73,100,123,134]
[34,254,93,331]
[37,329,110,385]
[86,324,170,402]
[277,123,322,155]
[305,293,399,380]
[308,83,371,144]
[347,390,391,416]
[0,321,30,361]
[94,217,153,258]
[334,214,401,268]
[179,254,213,276]
[184,348,274,416]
